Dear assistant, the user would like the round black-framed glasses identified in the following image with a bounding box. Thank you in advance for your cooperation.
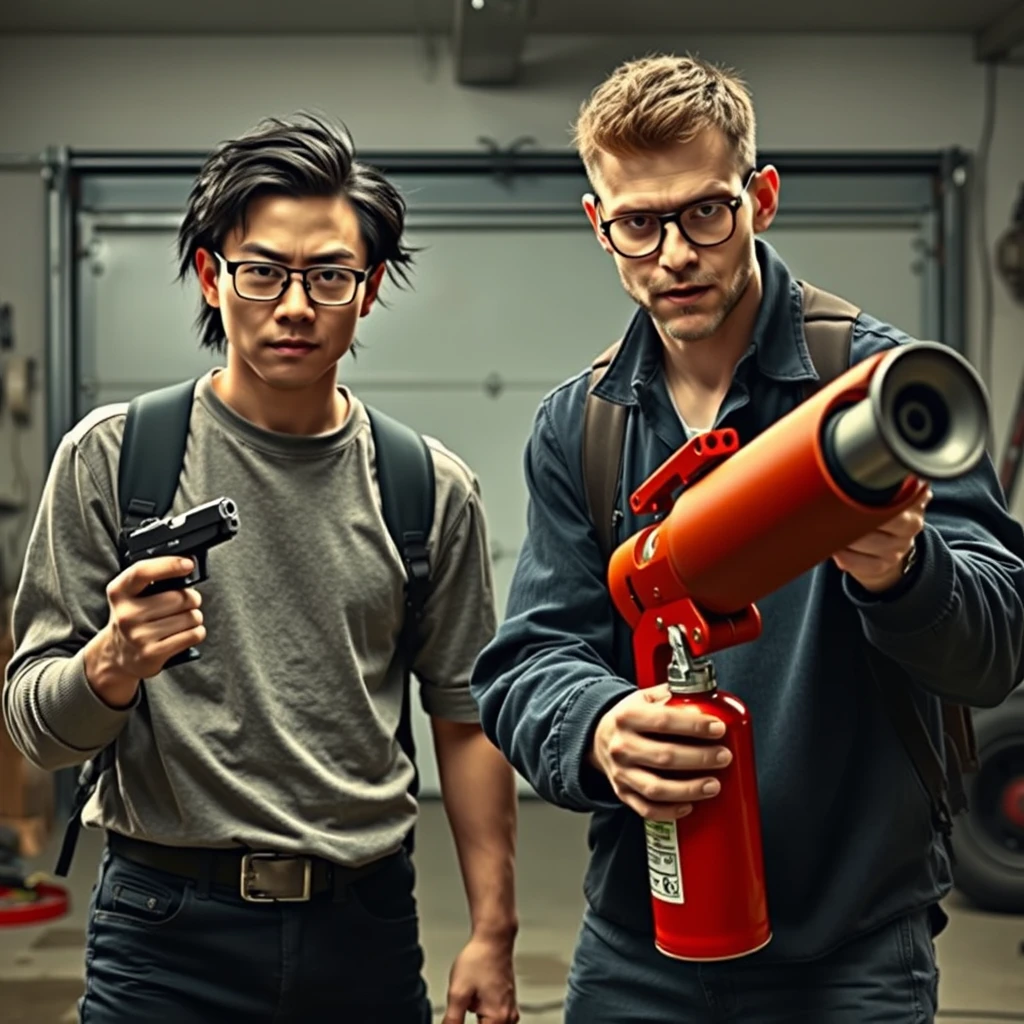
[215,252,369,306]
[594,168,759,259]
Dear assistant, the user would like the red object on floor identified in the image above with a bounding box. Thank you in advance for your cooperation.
[0,881,70,926]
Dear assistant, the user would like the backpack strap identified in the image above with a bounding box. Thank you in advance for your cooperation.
[798,280,859,401]
[583,341,626,564]
[865,645,961,835]
[56,380,197,878]
[366,406,435,852]
[366,406,435,668]
[118,380,197,531]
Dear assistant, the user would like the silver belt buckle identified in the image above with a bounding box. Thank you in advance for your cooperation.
[240,853,313,903]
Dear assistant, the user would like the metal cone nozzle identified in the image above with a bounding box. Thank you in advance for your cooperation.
[825,342,989,501]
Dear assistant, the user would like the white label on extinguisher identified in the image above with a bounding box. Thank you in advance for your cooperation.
[644,820,684,904]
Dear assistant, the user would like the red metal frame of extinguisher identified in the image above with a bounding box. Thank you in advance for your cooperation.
[627,429,763,686]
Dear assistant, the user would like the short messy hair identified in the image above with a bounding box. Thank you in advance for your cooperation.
[572,54,757,182]
[177,113,414,352]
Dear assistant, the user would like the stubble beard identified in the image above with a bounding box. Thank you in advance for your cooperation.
[625,259,755,344]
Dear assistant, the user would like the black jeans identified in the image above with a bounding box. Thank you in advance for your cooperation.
[78,845,432,1024]
[565,905,941,1023]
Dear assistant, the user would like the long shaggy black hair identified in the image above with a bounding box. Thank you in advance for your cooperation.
[177,113,415,351]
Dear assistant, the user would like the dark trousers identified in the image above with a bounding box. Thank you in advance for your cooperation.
[78,844,432,1024]
[565,906,940,1023]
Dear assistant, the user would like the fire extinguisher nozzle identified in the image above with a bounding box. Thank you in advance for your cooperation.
[823,342,989,501]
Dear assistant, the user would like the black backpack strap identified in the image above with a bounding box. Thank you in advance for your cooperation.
[583,341,627,564]
[366,406,435,853]
[864,647,956,838]
[797,282,969,836]
[55,380,196,878]
[366,406,435,667]
[118,380,197,531]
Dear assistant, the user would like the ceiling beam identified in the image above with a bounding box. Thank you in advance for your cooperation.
[452,0,530,85]
[975,0,1024,62]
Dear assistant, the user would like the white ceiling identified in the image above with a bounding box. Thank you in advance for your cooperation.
[0,0,1018,35]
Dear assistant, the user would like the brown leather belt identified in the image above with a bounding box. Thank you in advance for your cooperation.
[106,831,395,903]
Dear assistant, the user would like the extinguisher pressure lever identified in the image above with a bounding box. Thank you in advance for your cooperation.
[630,428,739,516]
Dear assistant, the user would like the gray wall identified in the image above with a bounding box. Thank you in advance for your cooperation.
[0,31,1022,553]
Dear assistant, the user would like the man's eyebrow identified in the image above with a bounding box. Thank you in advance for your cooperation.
[604,183,736,218]
[237,242,357,263]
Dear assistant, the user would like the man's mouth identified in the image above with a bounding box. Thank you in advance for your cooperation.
[658,284,713,306]
[267,339,318,355]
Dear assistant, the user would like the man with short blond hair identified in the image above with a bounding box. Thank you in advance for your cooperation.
[471,54,1024,1023]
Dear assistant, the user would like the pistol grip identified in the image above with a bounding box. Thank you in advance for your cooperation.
[163,646,202,669]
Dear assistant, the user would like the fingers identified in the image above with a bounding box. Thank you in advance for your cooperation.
[625,695,727,740]
[104,560,207,678]
[592,690,732,820]
[442,999,469,1024]
[120,587,202,626]
[876,489,931,537]
[130,608,205,646]
[113,557,196,599]
[605,730,732,774]
[614,767,723,817]
[142,625,207,668]
[839,489,931,558]
[622,796,694,822]
[833,549,892,575]
[861,514,925,547]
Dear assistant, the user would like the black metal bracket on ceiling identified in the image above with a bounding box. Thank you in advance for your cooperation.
[475,135,539,185]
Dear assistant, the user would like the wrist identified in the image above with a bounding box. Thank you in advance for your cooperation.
[470,917,519,947]
[852,538,921,596]
[83,630,140,708]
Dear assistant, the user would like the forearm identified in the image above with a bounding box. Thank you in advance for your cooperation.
[3,430,137,769]
[472,629,631,811]
[432,719,519,941]
[3,647,135,770]
[847,525,1024,706]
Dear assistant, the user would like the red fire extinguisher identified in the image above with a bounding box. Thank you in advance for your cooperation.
[643,625,770,961]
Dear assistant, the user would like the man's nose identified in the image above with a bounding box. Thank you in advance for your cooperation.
[276,275,315,319]
[659,222,699,273]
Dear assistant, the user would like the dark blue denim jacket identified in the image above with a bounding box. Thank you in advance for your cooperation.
[470,239,1024,961]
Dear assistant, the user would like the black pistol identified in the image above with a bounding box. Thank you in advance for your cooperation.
[124,496,240,666]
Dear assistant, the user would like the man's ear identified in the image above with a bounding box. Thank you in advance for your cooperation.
[750,166,781,234]
[582,194,614,255]
[195,249,222,308]
[359,264,388,317]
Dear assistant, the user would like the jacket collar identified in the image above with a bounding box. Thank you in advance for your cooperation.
[593,238,820,405]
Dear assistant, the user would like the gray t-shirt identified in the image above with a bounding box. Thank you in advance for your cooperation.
[3,372,496,867]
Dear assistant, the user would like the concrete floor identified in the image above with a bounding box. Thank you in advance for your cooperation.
[1,800,1023,1023]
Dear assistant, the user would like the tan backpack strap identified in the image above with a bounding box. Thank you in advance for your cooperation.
[799,281,860,399]
[583,340,627,563]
